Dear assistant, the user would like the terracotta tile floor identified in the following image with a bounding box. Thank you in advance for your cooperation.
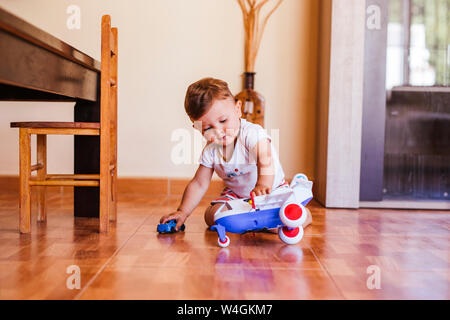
[0,190,448,299]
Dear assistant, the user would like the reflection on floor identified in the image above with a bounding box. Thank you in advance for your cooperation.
[0,189,448,299]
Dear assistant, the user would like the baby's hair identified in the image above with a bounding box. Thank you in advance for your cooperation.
[184,77,234,120]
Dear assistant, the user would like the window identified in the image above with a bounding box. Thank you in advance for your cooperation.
[386,0,449,88]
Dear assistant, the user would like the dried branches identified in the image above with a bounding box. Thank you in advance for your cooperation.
[237,0,283,72]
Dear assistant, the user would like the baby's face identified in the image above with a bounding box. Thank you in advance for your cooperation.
[194,97,242,146]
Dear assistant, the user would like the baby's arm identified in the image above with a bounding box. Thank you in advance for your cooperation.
[160,164,213,230]
[250,138,275,196]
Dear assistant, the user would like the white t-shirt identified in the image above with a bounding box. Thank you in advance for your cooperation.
[199,118,285,198]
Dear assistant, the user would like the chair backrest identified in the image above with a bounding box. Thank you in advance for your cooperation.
[100,15,117,167]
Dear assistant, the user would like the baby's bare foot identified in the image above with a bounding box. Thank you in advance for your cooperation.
[302,207,312,228]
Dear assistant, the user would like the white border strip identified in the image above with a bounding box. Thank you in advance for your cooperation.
[360,200,450,210]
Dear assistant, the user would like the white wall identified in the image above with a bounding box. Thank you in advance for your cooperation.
[0,0,318,180]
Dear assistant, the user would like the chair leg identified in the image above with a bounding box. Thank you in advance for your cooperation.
[99,168,110,233]
[19,129,31,233]
[110,26,118,223]
[36,135,47,222]
[99,138,110,233]
[109,166,117,222]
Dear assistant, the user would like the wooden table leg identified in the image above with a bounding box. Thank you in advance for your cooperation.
[36,134,47,221]
[74,98,100,218]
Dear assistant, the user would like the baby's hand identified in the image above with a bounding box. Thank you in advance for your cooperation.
[251,183,272,197]
[160,210,188,231]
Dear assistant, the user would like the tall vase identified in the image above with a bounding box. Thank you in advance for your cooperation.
[235,72,265,128]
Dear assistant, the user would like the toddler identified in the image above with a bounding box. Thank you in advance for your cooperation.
[160,78,312,230]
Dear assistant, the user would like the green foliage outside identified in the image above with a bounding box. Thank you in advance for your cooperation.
[388,0,449,85]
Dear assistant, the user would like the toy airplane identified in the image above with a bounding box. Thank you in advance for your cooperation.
[210,173,313,247]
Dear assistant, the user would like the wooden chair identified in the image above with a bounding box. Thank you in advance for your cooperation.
[10,15,118,233]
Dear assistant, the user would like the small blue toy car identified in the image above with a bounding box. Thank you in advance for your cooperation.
[157,219,185,233]
[210,173,313,247]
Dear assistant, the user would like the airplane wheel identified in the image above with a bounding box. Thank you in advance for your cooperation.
[218,235,230,248]
[278,226,303,245]
[279,202,307,228]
